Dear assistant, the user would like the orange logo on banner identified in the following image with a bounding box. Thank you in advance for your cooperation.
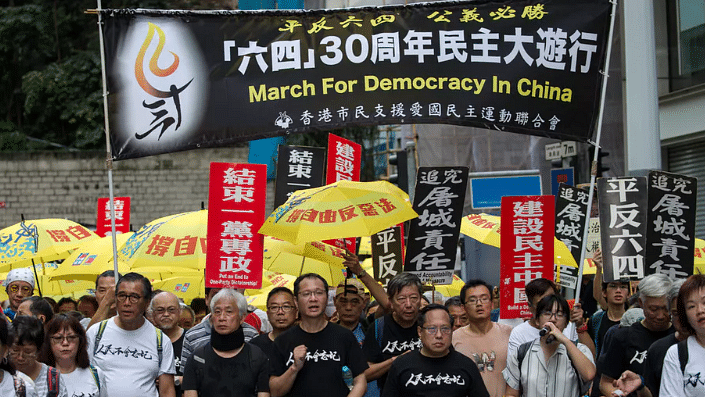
[135,22,179,98]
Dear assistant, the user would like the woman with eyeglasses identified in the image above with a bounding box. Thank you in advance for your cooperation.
[10,315,68,397]
[0,317,38,396]
[39,314,107,397]
[503,294,596,397]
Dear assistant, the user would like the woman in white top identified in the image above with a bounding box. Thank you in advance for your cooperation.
[659,274,705,397]
[39,314,107,397]
[0,317,37,397]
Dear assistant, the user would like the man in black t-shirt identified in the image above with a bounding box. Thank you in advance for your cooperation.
[362,272,424,392]
[599,274,675,397]
[250,286,298,360]
[383,304,488,397]
[270,273,368,397]
[182,289,270,397]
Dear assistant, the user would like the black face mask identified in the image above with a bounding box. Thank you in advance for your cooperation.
[210,325,245,352]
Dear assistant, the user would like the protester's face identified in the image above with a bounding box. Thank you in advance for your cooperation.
[49,326,79,364]
[58,302,76,313]
[463,285,492,323]
[16,300,33,317]
[9,342,38,371]
[418,309,452,357]
[670,297,686,334]
[7,281,33,311]
[641,296,670,331]
[390,285,422,324]
[210,296,242,335]
[538,301,568,331]
[604,282,628,305]
[529,288,556,316]
[116,281,148,323]
[151,294,181,331]
[179,310,195,330]
[447,305,468,330]
[267,292,297,331]
[296,278,327,319]
[77,301,97,318]
[334,293,365,326]
[95,276,115,305]
[685,287,705,336]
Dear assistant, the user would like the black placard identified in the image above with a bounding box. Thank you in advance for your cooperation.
[274,145,326,208]
[371,226,404,287]
[554,183,589,263]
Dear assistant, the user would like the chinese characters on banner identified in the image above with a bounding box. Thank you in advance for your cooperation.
[644,171,697,278]
[274,145,325,208]
[500,195,555,319]
[404,167,468,284]
[598,177,647,282]
[96,197,131,237]
[371,225,405,287]
[102,1,613,161]
[553,183,588,289]
[206,163,266,289]
[325,134,361,252]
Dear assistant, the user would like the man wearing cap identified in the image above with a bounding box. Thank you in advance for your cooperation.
[335,278,369,337]
[3,267,35,320]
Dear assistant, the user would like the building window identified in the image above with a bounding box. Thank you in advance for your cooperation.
[668,0,705,91]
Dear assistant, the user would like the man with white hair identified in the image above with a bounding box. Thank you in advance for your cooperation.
[182,289,270,397]
[3,267,35,320]
[152,291,186,396]
[598,273,676,397]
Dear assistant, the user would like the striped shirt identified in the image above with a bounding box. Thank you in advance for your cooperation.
[179,314,259,372]
[502,339,593,397]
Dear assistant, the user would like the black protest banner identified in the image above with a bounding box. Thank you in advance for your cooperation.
[598,177,648,282]
[644,171,697,278]
[371,226,404,287]
[404,167,468,284]
[554,183,589,263]
[101,0,613,160]
[274,145,326,208]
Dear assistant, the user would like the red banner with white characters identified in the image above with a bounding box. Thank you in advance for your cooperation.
[325,133,361,253]
[206,163,267,289]
[96,197,131,237]
[500,195,555,319]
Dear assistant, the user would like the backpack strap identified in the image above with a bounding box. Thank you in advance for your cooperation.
[156,327,164,369]
[677,338,689,374]
[12,375,26,397]
[374,316,385,348]
[46,367,60,397]
[591,310,605,355]
[89,365,101,392]
[93,319,110,356]
[516,341,533,396]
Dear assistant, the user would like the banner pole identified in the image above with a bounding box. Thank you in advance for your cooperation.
[574,0,618,301]
[96,0,119,286]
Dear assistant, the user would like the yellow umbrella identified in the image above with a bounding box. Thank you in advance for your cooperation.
[358,236,372,255]
[152,275,204,304]
[0,219,99,272]
[49,233,134,281]
[430,274,465,298]
[244,271,297,310]
[119,210,207,270]
[695,238,705,275]
[0,266,95,302]
[264,250,347,286]
[259,180,417,245]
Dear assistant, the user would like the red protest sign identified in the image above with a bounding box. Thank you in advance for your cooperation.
[325,133,361,253]
[206,163,267,289]
[96,197,131,237]
[500,196,555,319]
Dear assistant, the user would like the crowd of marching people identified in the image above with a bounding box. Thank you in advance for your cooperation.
[0,249,704,397]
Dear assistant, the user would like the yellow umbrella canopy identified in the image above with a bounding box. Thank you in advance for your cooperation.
[259,180,417,245]
[0,266,95,302]
[119,210,207,270]
[0,219,99,272]
[49,232,134,281]
[152,275,204,304]
[695,238,705,274]
[245,271,297,310]
[430,274,465,298]
[264,250,347,286]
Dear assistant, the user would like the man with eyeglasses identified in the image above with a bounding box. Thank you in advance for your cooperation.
[270,273,368,397]
[452,280,512,397]
[250,286,298,360]
[3,267,35,321]
[362,272,424,393]
[86,272,176,397]
[151,291,185,396]
[383,304,489,397]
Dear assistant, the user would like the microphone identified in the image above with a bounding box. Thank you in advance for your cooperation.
[539,326,556,344]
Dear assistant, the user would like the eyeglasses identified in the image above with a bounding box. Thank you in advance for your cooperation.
[116,293,143,303]
[540,311,567,320]
[154,307,179,316]
[7,284,33,294]
[299,290,326,299]
[9,348,37,359]
[268,305,295,313]
[421,326,452,335]
[50,335,79,344]
[465,296,491,305]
